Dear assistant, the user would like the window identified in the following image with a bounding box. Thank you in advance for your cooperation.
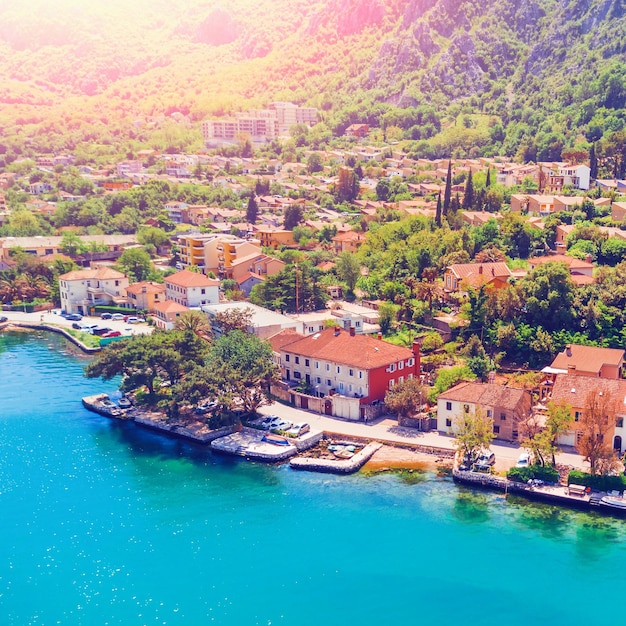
[349,369,354,377]
[285,355,290,362]
[326,379,331,386]
[500,413,506,421]
[493,425,500,434]
[293,371,301,379]
[445,418,452,427]
[315,362,319,369]
[389,379,395,389]
[308,326,314,333]
[359,371,363,379]
[398,361,404,370]
[408,373,413,380]
[618,418,624,428]
[463,404,470,413]
[407,358,414,367]
[388,363,396,372]
[316,377,321,384]
[339,382,344,393]
[575,411,581,422]
[486,410,492,417]
[305,359,310,367]
[336,366,341,374]
[326,364,330,371]
[446,402,452,411]
[201,288,205,294]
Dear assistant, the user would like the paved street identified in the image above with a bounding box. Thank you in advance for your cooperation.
[0,309,153,337]
[257,400,588,471]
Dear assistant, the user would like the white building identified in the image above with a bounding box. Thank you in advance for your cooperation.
[164,270,220,308]
[59,268,129,315]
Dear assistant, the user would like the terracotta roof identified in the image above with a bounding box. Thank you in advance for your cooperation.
[268,329,306,352]
[60,267,126,281]
[276,327,415,370]
[165,269,219,288]
[152,300,190,314]
[448,262,511,280]
[528,255,593,270]
[438,381,529,411]
[125,281,166,295]
[550,374,626,410]
[550,344,624,375]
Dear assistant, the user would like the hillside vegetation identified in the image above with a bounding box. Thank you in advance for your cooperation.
[0,0,625,160]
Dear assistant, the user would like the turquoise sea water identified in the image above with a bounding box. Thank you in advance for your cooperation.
[1,330,626,626]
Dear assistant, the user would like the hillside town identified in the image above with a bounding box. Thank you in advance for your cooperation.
[2,109,626,496]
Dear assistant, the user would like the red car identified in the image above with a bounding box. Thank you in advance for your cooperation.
[102,330,122,338]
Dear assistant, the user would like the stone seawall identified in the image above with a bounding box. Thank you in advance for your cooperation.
[452,469,508,491]
[290,442,382,474]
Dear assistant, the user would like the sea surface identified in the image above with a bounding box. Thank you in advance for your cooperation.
[1,330,625,626]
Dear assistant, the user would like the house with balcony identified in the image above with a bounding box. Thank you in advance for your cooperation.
[59,268,129,315]
[269,327,421,421]
[437,381,532,441]
[152,300,190,330]
[164,270,219,308]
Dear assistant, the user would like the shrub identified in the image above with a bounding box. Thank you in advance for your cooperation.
[567,469,626,492]
[507,465,560,484]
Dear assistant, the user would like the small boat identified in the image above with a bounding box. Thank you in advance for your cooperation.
[262,433,290,446]
[600,495,626,510]
[333,449,355,459]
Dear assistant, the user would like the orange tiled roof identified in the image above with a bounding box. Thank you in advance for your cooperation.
[125,281,166,295]
[550,374,626,409]
[152,300,190,314]
[449,262,511,280]
[275,327,415,370]
[165,269,219,288]
[438,381,529,411]
[550,344,624,375]
[528,254,593,270]
[60,267,126,281]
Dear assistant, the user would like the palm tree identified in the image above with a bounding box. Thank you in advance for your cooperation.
[174,310,212,342]
[0,276,22,304]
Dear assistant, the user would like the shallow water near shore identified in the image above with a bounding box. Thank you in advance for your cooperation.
[2,331,626,626]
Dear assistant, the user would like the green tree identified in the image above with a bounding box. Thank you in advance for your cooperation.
[283,205,304,230]
[443,160,452,216]
[116,247,153,282]
[246,195,259,224]
[307,152,323,174]
[454,407,495,466]
[335,251,361,295]
[212,306,254,334]
[462,170,474,209]
[384,377,426,419]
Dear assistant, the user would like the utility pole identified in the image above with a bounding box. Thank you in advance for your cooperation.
[295,263,299,313]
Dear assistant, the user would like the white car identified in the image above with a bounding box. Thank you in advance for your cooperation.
[111,313,125,321]
[286,423,310,437]
[516,452,531,468]
[270,419,292,432]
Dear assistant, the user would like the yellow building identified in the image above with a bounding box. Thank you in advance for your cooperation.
[257,228,296,250]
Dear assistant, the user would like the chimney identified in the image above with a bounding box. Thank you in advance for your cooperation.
[377,332,382,340]
[566,344,572,357]
[586,253,593,264]
[478,265,483,274]
[334,327,341,337]
[412,339,421,376]
[350,326,355,337]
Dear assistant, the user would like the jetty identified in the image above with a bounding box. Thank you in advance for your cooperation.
[290,442,383,474]
[453,469,626,517]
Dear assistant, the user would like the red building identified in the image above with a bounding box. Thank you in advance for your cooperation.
[270,327,420,420]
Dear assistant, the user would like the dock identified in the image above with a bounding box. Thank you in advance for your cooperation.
[290,442,383,474]
[210,427,299,462]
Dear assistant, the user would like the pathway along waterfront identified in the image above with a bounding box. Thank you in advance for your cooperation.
[2,330,626,626]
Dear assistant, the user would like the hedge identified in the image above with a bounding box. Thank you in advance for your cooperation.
[507,465,560,484]
[567,469,626,492]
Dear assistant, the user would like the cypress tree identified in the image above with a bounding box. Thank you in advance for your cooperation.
[246,195,259,224]
[463,170,474,209]
[443,159,452,215]
[485,168,491,188]
[589,143,598,180]
[435,192,442,227]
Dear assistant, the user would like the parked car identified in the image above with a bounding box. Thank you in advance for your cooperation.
[102,330,122,338]
[270,419,293,432]
[286,423,310,437]
[91,327,112,336]
[126,316,140,323]
[66,313,82,321]
[0,316,8,323]
[195,400,218,414]
[100,312,112,320]
[474,451,496,471]
[71,322,83,330]
[516,452,531,468]
[111,313,125,321]
[260,415,281,430]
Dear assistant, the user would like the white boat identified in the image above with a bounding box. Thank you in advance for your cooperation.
[600,495,626,510]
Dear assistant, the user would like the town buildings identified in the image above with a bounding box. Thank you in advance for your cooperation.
[164,270,220,308]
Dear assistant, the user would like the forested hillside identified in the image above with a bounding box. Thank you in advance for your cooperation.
[0,0,625,161]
